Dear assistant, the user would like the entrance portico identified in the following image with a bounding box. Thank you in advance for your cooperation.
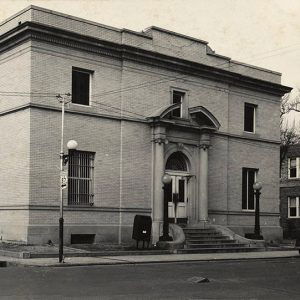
[148,104,220,243]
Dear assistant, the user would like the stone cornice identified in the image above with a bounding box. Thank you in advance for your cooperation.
[0,21,292,97]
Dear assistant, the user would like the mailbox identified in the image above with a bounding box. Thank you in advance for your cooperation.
[132,215,152,249]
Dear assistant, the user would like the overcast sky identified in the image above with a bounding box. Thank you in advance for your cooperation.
[1,0,300,90]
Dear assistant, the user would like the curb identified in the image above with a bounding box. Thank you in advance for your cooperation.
[5,252,300,268]
[0,249,173,259]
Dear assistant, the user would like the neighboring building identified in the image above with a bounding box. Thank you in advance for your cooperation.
[0,6,291,244]
[280,144,300,238]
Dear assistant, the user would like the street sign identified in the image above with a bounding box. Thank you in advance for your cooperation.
[60,171,68,189]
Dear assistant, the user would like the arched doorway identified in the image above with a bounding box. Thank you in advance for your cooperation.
[165,152,190,223]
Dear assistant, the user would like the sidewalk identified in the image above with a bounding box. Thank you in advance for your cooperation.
[1,250,299,267]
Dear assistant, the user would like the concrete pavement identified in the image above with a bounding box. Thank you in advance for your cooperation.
[1,250,299,267]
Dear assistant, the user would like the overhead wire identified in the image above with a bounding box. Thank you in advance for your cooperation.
[0,42,298,119]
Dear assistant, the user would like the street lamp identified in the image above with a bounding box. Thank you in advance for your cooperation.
[253,181,263,240]
[159,173,173,241]
[57,90,78,263]
[59,139,78,263]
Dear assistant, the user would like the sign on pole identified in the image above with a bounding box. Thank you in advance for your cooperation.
[60,170,68,189]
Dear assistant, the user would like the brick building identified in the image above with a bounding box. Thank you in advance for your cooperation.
[280,144,300,238]
[0,6,291,244]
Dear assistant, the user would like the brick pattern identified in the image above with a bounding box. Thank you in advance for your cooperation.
[280,145,300,238]
[0,42,31,113]
[0,110,30,205]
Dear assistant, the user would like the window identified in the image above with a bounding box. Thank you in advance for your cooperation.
[165,152,188,171]
[172,90,185,118]
[244,103,256,133]
[72,68,92,106]
[68,150,95,206]
[288,197,300,218]
[242,168,258,210]
[288,157,299,178]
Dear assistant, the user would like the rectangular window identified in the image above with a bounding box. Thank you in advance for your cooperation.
[172,90,185,118]
[68,150,95,206]
[242,168,258,210]
[288,158,298,178]
[72,68,92,106]
[288,197,300,218]
[244,103,256,133]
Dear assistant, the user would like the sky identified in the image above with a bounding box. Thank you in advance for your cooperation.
[0,0,300,90]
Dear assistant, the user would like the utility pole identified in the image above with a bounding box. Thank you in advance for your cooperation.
[57,93,71,263]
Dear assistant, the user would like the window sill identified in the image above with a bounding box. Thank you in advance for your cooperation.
[242,209,255,212]
[67,204,94,208]
[288,216,300,219]
[243,131,257,136]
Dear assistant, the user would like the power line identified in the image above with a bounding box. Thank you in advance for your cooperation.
[0,42,296,101]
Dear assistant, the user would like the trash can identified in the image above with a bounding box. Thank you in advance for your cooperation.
[132,215,152,249]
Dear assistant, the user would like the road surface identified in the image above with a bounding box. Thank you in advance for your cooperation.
[1,258,300,299]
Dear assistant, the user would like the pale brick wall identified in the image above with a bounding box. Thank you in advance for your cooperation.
[227,139,280,215]
[0,110,30,242]
[228,87,280,141]
[0,110,30,205]
[0,42,31,112]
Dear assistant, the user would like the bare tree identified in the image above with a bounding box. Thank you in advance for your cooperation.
[280,89,300,169]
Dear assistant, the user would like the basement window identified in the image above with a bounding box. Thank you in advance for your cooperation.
[71,234,95,244]
[72,67,93,106]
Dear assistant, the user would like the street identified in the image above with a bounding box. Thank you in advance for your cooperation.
[0,258,300,299]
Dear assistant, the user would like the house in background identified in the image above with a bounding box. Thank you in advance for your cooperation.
[280,144,300,238]
[0,6,291,245]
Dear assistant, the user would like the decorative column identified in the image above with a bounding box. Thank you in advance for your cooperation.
[198,132,210,225]
[152,126,168,243]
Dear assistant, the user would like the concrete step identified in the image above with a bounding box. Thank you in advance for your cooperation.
[182,227,265,254]
[183,228,216,233]
[184,230,222,235]
[185,234,228,239]
[186,239,236,244]
[178,247,264,254]
[186,243,247,249]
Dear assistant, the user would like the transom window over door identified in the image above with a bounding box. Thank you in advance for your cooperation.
[165,152,187,171]
[242,168,258,210]
[68,150,95,206]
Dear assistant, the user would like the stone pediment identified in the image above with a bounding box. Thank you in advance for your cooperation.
[147,104,220,131]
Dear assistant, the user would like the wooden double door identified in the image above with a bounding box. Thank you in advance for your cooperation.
[164,173,188,223]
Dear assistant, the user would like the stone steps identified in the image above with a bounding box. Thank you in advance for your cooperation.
[183,227,264,254]
[187,239,235,244]
[187,242,245,249]
[178,246,263,254]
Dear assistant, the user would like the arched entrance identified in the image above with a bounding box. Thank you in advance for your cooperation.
[165,152,190,224]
